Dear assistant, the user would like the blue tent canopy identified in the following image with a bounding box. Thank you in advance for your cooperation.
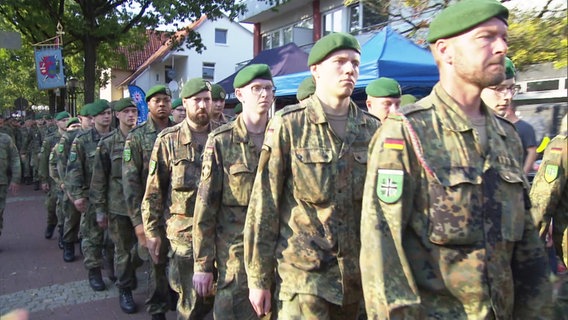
[217,42,309,99]
[274,26,439,98]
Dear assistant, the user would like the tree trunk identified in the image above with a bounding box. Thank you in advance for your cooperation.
[83,35,98,104]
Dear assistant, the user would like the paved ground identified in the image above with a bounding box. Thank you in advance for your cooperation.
[0,185,176,319]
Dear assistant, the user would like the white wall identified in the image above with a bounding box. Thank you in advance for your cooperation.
[132,17,253,98]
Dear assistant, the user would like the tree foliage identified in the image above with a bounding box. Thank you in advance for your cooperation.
[0,0,246,112]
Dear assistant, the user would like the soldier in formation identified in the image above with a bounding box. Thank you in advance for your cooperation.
[360,0,552,318]
[142,78,214,320]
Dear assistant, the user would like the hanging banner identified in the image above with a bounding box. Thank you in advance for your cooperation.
[34,46,65,90]
[128,85,148,124]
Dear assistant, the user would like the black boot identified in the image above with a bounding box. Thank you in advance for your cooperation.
[33,181,40,191]
[151,313,166,320]
[88,268,106,291]
[57,226,64,249]
[119,288,137,314]
[44,224,56,239]
[63,242,75,262]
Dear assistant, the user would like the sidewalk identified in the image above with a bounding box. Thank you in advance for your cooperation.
[0,185,170,319]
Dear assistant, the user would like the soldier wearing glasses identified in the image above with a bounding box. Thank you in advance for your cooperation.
[193,64,275,319]
[481,57,537,175]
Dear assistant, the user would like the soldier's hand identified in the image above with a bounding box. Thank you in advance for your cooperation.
[146,236,161,264]
[8,183,19,194]
[74,198,88,213]
[193,272,214,297]
[41,183,50,192]
[134,225,147,247]
[249,288,271,317]
[96,213,108,229]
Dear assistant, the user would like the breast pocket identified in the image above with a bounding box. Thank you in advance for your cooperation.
[223,163,255,206]
[172,158,199,192]
[110,153,123,179]
[352,149,368,200]
[498,168,526,242]
[427,167,484,245]
[291,148,332,204]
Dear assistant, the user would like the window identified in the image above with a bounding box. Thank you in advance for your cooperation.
[323,9,343,35]
[323,2,389,36]
[262,18,313,50]
[527,80,560,92]
[202,62,215,81]
[215,29,227,44]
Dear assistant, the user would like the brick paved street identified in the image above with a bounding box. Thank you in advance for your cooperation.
[0,185,174,319]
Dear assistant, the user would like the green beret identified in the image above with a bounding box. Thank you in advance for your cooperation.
[505,57,515,79]
[233,64,273,89]
[34,114,43,120]
[113,98,136,112]
[79,103,93,116]
[43,114,53,120]
[145,85,172,102]
[89,99,111,116]
[296,77,316,101]
[400,94,418,106]
[365,77,401,98]
[234,103,242,114]
[211,84,226,100]
[427,0,508,43]
[66,117,80,128]
[171,98,183,110]
[181,78,211,98]
[308,32,361,66]
[55,111,71,121]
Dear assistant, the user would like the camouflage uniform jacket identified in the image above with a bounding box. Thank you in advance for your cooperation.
[360,83,552,319]
[52,130,80,189]
[244,96,379,305]
[18,127,31,155]
[530,134,567,264]
[142,119,207,256]
[194,114,261,287]
[123,117,174,227]
[0,132,21,185]
[66,128,108,200]
[39,130,61,183]
[90,129,128,217]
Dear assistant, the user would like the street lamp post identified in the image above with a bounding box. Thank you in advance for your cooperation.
[67,77,79,116]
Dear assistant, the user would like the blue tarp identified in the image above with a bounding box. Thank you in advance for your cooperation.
[273,26,439,97]
[217,42,309,99]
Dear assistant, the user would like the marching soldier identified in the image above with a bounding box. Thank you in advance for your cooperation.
[143,78,214,319]
[0,131,21,238]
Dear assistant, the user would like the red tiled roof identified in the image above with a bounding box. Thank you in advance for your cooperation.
[117,16,207,87]
[117,30,170,71]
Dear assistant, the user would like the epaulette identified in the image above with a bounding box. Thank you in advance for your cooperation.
[210,121,235,137]
[157,123,181,138]
[129,121,148,134]
[275,103,305,117]
[75,129,91,140]
[400,102,432,116]
[100,129,118,142]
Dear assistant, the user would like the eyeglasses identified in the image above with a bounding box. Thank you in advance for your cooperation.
[250,85,276,96]
[487,85,520,96]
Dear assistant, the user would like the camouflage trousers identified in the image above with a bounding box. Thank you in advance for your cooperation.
[168,249,214,320]
[80,205,104,269]
[214,271,258,320]
[62,194,81,243]
[556,280,568,320]
[20,154,31,179]
[144,227,174,315]
[44,181,58,226]
[279,294,360,320]
[0,185,7,237]
[107,214,136,289]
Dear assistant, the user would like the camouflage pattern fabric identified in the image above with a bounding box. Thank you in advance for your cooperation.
[0,132,21,236]
[529,134,568,318]
[244,96,379,307]
[122,117,174,315]
[193,114,262,319]
[39,131,61,226]
[66,128,109,269]
[360,83,553,318]
[142,119,212,319]
[90,129,136,289]
[279,294,359,320]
